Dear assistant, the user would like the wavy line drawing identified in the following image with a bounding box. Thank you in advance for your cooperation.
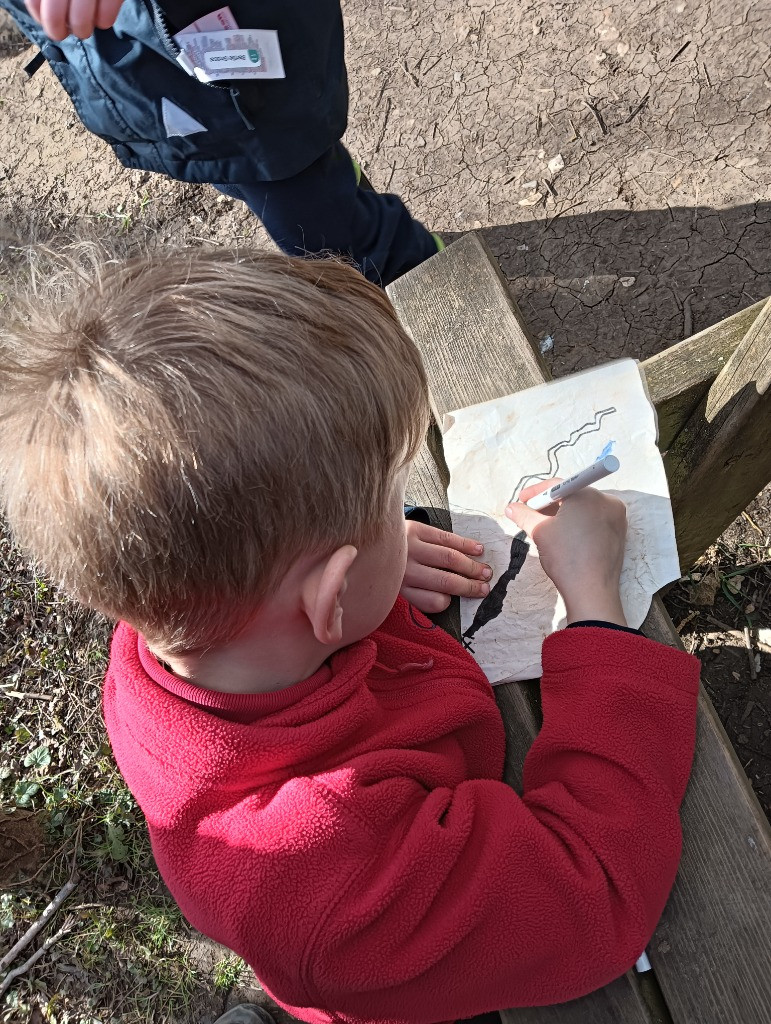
[509,406,617,501]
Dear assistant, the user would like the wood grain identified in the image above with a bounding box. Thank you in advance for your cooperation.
[388,233,771,1024]
[665,297,771,569]
[389,235,653,1024]
[498,974,654,1024]
[639,300,767,451]
[388,232,548,419]
[640,600,771,1024]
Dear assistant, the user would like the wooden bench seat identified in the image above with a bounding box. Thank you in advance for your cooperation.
[387,232,771,1024]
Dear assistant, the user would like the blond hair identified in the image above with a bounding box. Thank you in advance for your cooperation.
[0,249,429,652]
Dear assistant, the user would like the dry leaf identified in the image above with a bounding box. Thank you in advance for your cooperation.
[691,573,720,606]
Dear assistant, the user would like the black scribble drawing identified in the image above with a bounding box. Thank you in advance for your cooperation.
[509,407,617,502]
[462,531,529,652]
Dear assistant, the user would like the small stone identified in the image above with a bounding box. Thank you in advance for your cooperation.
[745,603,755,615]
[471,219,483,229]
[416,136,426,147]
[547,153,564,174]
[516,244,529,251]
[453,71,463,82]
[595,52,607,63]
[619,276,636,287]
[732,672,741,681]
[521,179,538,190]
[371,66,383,76]
[616,41,630,56]
[539,335,554,354]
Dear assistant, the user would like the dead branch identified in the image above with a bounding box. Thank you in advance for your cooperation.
[0,915,76,998]
[0,876,78,973]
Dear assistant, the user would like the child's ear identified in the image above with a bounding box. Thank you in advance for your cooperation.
[302,545,358,646]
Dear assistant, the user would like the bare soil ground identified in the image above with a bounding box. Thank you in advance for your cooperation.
[1,1,769,1022]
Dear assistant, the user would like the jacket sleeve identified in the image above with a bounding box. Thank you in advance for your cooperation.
[302,628,699,1022]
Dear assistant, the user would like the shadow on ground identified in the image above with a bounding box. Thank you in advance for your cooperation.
[438,201,770,376]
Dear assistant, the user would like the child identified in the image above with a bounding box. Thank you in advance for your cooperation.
[0,249,700,1024]
[2,0,440,285]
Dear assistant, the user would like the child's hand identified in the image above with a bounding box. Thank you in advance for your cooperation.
[26,0,124,41]
[401,521,492,614]
[506,480,628,626]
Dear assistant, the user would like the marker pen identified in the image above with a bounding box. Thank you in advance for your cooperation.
[524,454,620,511]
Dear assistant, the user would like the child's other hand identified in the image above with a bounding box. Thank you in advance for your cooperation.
[505,480,628,626]
[26,0,124,41]
[401,521,492,614]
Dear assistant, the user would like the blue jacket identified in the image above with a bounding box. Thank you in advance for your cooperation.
[1,0,348,182]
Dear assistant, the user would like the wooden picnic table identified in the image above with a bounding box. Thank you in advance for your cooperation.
[387,233,771,1024]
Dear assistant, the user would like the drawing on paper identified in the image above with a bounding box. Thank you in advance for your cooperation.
[443,359,682,684]
[462,531,529,652]
[509,406,618,501]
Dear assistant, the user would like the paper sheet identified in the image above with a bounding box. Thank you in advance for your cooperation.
[444,359,680,683]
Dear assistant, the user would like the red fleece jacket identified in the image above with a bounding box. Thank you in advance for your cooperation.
[103,597,699,1024]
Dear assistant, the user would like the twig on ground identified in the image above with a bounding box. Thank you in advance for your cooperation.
[624,92,650,123]
[0,876,78,973]
[703,622,771,656]
[0,916,77,998]
[705,614,735,633]
[583,100,608,135]
[0,687,54,700]
[401,60,418,88]
[670,41,691,63]
[374,97,392,155]
[676,609,698,633]
[683,293,693,338]
[543,199,586,231]
[741,510,765,535]
[743,626,758,680]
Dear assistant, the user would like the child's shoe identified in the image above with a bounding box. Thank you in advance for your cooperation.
[213,1006,276,1024]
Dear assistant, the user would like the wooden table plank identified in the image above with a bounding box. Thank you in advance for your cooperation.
[391,234,654,1024]
[499,976,653,1024]
[640,600,771,1024]
[640,300,766,451]
[389,232,771,1024]
[388,232,549,419]
[665,297,771,569]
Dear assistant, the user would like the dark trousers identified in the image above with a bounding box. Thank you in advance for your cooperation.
[215,141,438,287]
